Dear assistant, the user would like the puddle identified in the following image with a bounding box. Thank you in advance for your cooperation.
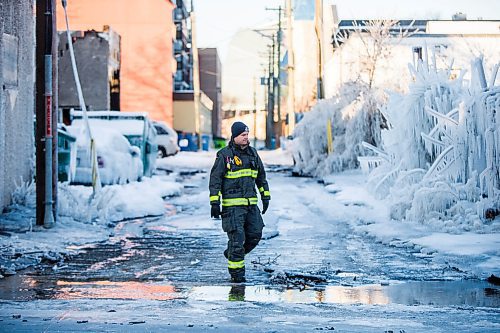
[0,275,183,301]
[54,281,180,300]
[190,281,500,307]
[0,274,497,307]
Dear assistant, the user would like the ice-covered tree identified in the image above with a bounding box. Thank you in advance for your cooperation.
[292,20,416,176]
[366,55,499,231]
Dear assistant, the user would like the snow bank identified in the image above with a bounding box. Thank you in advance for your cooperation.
[58,176,182,223]
[0,175,182,276]
[156,151,215,171]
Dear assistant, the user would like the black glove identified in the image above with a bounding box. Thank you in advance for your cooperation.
[262,200,270,214]
[211,204,221,218]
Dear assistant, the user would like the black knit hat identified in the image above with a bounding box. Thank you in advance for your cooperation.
[231,121,249,139]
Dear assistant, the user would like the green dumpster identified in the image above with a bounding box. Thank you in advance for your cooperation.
[213,136,227,149]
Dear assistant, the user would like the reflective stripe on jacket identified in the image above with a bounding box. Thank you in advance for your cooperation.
[209,142,270,206]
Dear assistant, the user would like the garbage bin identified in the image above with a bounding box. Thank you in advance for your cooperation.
[213,136,227,149]
[57,127,77,182]
[178,132,199,151]
[201,134,211,151]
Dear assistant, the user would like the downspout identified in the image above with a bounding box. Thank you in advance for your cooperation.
[43,0,55,228]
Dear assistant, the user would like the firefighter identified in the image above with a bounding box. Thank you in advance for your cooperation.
[209,121,270,283]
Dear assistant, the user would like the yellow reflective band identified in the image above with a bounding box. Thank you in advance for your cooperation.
[222,197,259,206]
[228,260,245,269]
[259,187,270,197]
[225,169,258,179]
[222,198,248,206]
[210,191,222,203]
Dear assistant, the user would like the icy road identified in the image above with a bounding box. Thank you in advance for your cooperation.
[0,152,498,332]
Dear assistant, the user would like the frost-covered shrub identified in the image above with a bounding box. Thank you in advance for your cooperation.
[367,57,499,231]
[292,83,383,177]
[11,178,36,208]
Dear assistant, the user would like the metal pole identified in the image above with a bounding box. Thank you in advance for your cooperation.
[62,0,101,194]
[44,54,55,228]
[43,0,55,228]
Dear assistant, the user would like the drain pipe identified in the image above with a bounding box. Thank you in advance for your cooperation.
[43,12,55,228]
[43,2,55,229]
[44,55,55,228]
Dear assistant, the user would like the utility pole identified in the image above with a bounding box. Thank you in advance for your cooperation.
[314,0,324,99]
[253,76,257,148]
[266,6,283,146]
[286,0,296,136]
[266,40,275,149]
[276,6,282,126]
[36,0,56,228]
[190,0,202,150]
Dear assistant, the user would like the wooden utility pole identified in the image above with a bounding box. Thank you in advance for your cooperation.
[276,6,282,126]
[266,39,275,149]
[286,0,295,136]
[251,76,257,148]
[36,0,57,227]
[314,0,324,99]
[266,6,284,146]
[190,0,201,149]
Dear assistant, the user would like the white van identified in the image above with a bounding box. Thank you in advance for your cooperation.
[71,111,158,177]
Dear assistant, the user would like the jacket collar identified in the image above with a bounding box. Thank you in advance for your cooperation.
[229,140,249,152]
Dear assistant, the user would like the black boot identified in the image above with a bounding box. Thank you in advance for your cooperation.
[229,267,245,283]
[231,276,246,283]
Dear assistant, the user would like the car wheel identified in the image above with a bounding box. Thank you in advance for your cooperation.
[158,147,167,158]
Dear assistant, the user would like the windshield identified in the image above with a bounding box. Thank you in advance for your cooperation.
[126,135,144,148]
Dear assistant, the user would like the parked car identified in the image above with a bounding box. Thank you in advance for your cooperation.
[153,121,179,158]
[71,111,158,177]
[66,125,143,186]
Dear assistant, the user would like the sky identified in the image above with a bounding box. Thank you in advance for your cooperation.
[195,0,500,62]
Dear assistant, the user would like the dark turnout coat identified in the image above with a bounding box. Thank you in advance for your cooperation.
[209,142,270,207]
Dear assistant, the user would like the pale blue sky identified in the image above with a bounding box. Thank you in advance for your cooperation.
[195,0,499,61]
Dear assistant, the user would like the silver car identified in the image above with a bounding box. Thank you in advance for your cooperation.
[153,121,180,158]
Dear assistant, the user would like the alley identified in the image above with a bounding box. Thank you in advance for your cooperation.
[0,158,498,332]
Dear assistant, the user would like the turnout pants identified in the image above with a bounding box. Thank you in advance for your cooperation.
[221,205,264,279]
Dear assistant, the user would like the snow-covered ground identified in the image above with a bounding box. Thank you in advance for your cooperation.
[1,150,498,279]
[0,150,499,332]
